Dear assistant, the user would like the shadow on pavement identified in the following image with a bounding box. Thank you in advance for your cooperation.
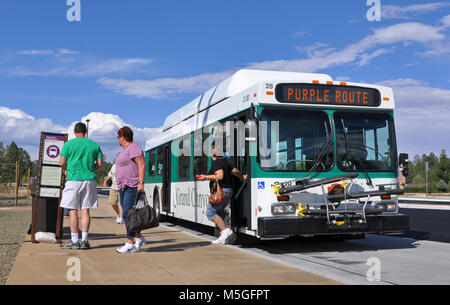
[139,241,211,253]
[235,233,418,255]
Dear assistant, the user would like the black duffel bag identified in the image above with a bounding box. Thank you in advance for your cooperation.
[126,191,159,233]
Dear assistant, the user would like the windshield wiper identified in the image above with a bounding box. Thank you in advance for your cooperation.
[307,121,333,178]
[340,119,373,187]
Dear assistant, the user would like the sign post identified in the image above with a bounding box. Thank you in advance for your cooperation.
[15,161,19,207]
[425,161,429,198]
[31,132,68,243]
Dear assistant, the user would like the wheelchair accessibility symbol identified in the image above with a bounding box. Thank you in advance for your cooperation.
[257,181,265,189]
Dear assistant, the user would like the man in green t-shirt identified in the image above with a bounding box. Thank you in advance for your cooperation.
[59,122,103,250]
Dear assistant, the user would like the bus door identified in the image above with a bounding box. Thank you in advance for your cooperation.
[230,114,251,228]
[161,143,171,213]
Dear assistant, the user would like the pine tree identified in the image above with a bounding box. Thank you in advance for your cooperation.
[0,142,32,185]
[436,179,448,192]
[438,150,450,184]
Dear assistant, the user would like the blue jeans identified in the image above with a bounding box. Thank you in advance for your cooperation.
[206,188,233,221]
[119,186,140,239]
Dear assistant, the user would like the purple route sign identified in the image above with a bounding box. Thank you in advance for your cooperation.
[42,135,65,165]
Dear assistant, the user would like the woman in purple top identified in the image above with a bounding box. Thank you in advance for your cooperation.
[115,126,147,254]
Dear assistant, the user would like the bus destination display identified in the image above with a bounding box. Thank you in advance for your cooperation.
[275,83,381,107]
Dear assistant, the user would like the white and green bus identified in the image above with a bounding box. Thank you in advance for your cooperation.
[144,69,409,239]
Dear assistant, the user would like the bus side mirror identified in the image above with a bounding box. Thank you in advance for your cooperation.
[399,153,408,166]
[399,153,409,177]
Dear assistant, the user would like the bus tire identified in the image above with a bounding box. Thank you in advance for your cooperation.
[153,189,166,222]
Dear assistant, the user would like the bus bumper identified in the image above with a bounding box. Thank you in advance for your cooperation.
[257,214,409,238]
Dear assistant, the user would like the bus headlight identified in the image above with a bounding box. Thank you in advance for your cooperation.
[386,203,396,211]
[272,205,284,214]
[284,205,296,214]
[376,202,397,212]
[271,204,297,215]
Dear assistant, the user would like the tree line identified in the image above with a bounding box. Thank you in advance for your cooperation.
[0,141,112,186]
[406,150,450,193]
[0,141,32,185]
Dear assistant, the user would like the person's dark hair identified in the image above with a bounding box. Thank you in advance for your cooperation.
[74,122,87,134]
[118,126,133,142]
[210,145,223,158]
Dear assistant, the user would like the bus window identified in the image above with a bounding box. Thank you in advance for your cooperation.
[193,129,208,176]
[178,135,191,180]
[156,146,164,176]
[334,111,397,172]
[148,149,157,176]
[259,109,333,172]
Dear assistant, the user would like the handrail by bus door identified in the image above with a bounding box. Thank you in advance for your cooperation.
[234,178,247,200]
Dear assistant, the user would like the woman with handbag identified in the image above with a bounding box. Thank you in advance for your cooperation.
[114,126,147,254]
[198,146,246,245]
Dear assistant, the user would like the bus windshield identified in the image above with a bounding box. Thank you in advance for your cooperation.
[259,109,333,172]
[334,112,397,172]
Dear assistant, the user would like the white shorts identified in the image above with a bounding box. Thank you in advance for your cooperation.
[60,180,98,210]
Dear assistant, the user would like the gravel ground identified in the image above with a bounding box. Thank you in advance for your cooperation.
[0,207,31,285]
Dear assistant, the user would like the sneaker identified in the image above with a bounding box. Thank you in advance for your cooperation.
[80,241,91,250]
[116,243,136,254]
[115,216,123,224]
[135,236,147,250]
[60,240,80,249]
[211,228,233,245]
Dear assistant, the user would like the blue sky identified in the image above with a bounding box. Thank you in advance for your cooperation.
[0,0,449,160]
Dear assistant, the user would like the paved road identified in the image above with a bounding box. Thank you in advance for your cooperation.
[162,202,450,285]
[399,204,450,243]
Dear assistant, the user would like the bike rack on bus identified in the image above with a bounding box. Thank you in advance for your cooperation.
[273,173,405,227]
[273,173,358,225]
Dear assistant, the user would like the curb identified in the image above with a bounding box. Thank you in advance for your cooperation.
[399,198,450,205]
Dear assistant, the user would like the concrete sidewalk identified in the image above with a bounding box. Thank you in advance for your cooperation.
[7,197,340,285]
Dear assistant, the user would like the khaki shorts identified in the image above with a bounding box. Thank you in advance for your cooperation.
[108,188,120,205]
[60,180,98,210]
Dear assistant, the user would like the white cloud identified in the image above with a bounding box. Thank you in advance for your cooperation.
[0,107,160,161]
[17,48,79,56]
[245,21,445,73]
[441,14,450,28]
[8,57,153,77]
[403,62,420,68]
[295,42,335,58]
[357,48,392,66]
[98,71,233,99]
[57,48,79,55]
[0,107,66,141]
[18,49,54,56]
[67,112,161,161]
[382,2,450,19]
[376,79,450,155]
[417,40,450,57]
[0,107,66,159]
[335,76,351,82]
[414,15,450,57]
[292,31,310,38]
[9,48,153,77]
[376,78,428,87]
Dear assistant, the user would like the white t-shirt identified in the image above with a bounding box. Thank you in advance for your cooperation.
[107,164,119,191]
